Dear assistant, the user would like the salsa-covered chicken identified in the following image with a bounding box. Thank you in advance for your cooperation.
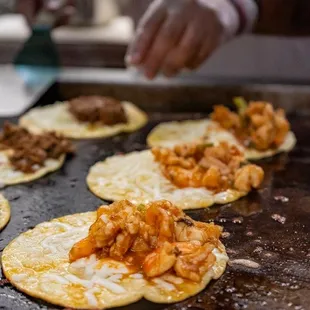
[152,142,264,192]
[211,99,290,151]
[70,200,223,282]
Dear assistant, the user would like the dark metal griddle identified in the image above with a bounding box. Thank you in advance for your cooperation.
[1,79,310,310]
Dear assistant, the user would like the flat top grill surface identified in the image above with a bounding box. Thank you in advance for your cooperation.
[0,83,310,310]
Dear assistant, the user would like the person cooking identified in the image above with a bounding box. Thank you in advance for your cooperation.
[126,0,310,79]
[2,0,310,80]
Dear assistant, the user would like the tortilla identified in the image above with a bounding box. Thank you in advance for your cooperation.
[2,211,228,309]
[0,194,10,230]
[0,150,65,185]
[87,150,247,210]
[147,119,296,160]
[20,101,148,139]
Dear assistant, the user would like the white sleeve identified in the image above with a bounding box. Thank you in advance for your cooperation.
[232,0,259,33]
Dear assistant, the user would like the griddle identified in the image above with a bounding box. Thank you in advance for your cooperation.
[1,80,310,310]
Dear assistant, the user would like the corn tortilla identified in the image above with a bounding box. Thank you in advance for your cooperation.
[0,194,10,230]
[2,211,228,309]
[20,102,148,139]
[0,149,65,186]
[147,119,296,160]
[87,150,247,210]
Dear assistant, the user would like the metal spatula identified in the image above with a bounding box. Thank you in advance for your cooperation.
[14,9,59,67]
[11,6,62,116]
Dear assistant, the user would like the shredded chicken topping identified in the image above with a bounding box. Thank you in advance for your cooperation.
[211,99,290,151]
[70,200,223,282]
[152,142,264,192]
[0,122,74,173]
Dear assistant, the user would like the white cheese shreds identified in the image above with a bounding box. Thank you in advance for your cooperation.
[43,274,70,285]
[32,164,40,171]
[84,254,98,279]
[107,274,122,283]
[65,274,93,289]
[0,169,23,180]
[66,255,130,301]
[130,273,144,279]
[100,214,109,223]
[84,290,99,307]
[213,248,229,262]
[161,274,184,285]
[11,273,27,282]
[152,278,176,292]
[0,153,8,164]
[93,277,126,294]
[41,226,88,256]
[70,257,87,269]
[88,150,228,209]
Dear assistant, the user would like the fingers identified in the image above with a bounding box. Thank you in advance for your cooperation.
[142,11,187,79]
[127,0,227,79]
[185,20,222,70]
[126,0,166,66]
[185,40,215,71]
[161,17,206,77]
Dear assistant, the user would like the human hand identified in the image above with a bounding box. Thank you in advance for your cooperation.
[126,0,246,79]
[16,0,76,28]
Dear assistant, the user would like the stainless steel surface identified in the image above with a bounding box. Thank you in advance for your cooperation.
[0,65,55,116]
[58,68,310,114]
[3,66,310,116]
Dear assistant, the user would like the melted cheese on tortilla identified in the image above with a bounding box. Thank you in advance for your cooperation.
[20,102,148,139]
[147,119,296,160]
[2,212,228,309]
[0,194,10,230]
[0,149,65,185]
[87,150,245,210]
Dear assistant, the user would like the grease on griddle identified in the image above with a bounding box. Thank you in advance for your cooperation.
[229,259,261,269]
[271,214,286,224]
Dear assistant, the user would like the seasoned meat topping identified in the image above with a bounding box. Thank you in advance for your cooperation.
[211,98,290,151]
[70,200,223,282]
[152,142,264,192]
[68,96,127,125]
[0,122,74,173]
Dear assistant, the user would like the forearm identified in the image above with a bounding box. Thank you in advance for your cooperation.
[253,0,310,36]
[0,0,16,14]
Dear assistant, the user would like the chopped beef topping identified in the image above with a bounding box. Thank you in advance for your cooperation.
[68,96,127,125]
[0,122,74,173]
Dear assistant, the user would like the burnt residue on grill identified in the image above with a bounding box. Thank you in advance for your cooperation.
[1,87,310,310]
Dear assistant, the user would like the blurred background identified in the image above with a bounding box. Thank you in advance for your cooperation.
[1,0,310,81]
